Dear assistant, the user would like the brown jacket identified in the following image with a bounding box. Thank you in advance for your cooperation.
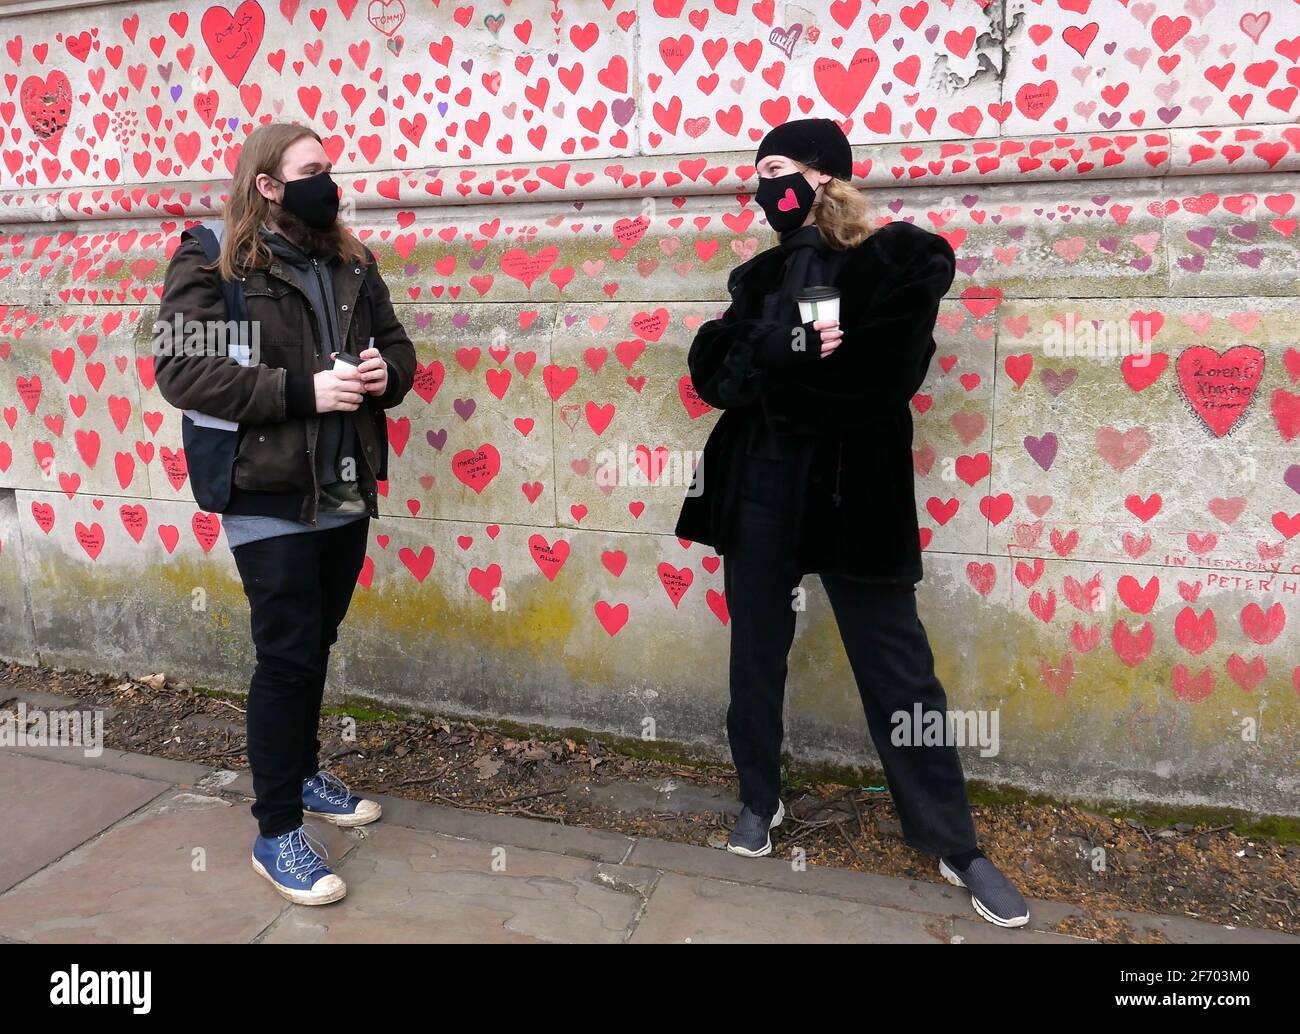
[155,227,416,522]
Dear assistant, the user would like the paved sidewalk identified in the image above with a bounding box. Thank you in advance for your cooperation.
[1,744,1295,944]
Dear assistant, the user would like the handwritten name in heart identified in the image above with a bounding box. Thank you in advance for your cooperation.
[1175,345,1265,438]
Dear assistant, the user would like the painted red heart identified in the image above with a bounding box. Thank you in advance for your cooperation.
[1175,346,1265,437]
[452,444,501,493]
[20,71,73,152]
[529,534,569,581]
[202,2,266,86]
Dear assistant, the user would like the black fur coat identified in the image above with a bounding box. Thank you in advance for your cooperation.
[674,219,957,582]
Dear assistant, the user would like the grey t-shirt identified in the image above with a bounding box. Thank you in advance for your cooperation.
[223,504,367,550]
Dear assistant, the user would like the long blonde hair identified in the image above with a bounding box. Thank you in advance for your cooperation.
[206,121,367,280]
[803,163,874,250]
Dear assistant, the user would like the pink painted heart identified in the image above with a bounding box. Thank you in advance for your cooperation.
[1095,426,1151,472]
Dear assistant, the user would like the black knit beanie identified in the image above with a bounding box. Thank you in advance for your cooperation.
[755,117,853,180]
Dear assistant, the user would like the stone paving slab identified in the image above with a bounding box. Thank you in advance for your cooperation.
[0,753,169,894]
[3,745,1297,945]
[625,835,975,918]
[1113,909,1297,945]
[2,742,212,786]
[223,771,636,864]
[629,872,944,944]
[949,917,1093,944]
[0,788,350,943]
[260,824,645,944]
[562,777,742,817]
[357,788,637,865]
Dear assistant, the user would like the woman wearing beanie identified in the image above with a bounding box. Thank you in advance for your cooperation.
[675,117,1029,928]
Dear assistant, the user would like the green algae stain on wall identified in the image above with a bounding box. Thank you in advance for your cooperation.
[347,564,584,677]
[21,550,252,680]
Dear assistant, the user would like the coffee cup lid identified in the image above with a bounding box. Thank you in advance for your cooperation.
[796,284,839,301]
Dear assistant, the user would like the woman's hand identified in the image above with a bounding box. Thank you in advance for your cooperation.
[814,318,842,358]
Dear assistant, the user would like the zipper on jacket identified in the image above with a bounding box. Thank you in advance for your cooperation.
[266,260,328,523]
[310,256,340,357]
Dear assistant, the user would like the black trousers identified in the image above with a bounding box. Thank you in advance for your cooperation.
[723,451,978,858]
[231,517,370,837]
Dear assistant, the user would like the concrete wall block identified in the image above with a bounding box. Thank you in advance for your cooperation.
[0,487,38,663]
[0,305,153,498]
[14,488,247,682]
[377,302,558,525]
[1165,173,1300,297]
[328,513,734,745]
[1001,0,1300,136]
[990,295,1300,567]
[788,549,1300,815]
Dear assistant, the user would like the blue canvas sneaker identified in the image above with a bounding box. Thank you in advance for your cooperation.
[302,770,382,827]
[251,825,346,905]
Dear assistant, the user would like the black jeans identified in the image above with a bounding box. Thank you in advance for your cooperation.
[231,517,370,837]
[723,452,978,858]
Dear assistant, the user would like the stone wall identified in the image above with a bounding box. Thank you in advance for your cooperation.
[1,0,1298,814]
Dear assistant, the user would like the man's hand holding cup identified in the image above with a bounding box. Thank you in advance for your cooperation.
[355,340,389,397]
[316,351,365,412]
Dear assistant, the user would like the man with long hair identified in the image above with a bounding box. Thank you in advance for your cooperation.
[155,122,416,905]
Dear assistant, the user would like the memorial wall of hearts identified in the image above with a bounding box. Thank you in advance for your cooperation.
[0,0,1297,813]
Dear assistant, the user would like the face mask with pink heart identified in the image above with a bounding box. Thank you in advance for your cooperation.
[755,168,817,231]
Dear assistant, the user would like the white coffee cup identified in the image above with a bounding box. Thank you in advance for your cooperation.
[797,285,840,324]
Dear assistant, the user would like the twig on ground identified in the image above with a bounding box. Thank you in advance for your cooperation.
[397,772,447,787]
[500,808,565,823]
[1257,895,1296,919]
[785,818,843,844]
[835,821,868,869]
[213,698,247,715]
[498,787,567,805]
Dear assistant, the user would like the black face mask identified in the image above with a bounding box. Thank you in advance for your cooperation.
[755,169,816,232]
[272,169,340,230]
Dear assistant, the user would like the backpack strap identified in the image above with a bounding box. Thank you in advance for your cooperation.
[182,219,251,365]
[174,219,251,512]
